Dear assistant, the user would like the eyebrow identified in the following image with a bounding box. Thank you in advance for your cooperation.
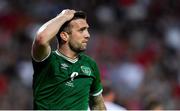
[79,26,89,31]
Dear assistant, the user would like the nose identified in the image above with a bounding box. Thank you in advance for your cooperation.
[85,30,90,39]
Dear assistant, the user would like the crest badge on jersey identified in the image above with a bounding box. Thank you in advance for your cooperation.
[81,66,91,76]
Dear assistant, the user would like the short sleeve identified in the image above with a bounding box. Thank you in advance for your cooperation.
[90,62,103,96]
[32,51,53,72]
[31,50,51,63]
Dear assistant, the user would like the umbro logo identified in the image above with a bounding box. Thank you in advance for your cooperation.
[61,63,69,69]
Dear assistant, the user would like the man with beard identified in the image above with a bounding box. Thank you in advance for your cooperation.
[31,9,106,110]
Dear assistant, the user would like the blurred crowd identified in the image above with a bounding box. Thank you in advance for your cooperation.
[0,0,180,110]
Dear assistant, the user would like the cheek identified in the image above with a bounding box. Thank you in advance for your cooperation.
[69,37,79,47]
[70,33,83,42]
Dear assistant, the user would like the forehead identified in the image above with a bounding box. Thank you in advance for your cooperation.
[69,19,89,29]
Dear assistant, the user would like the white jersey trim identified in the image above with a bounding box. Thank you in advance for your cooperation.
[55,50,78,63]
[92,89,103,96]
[32,51,51,62]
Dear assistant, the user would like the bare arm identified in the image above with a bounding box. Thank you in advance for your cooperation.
[31,9,75,61]
[89,94,106,110]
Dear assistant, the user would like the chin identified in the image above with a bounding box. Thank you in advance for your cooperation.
[73,48,86,53]
[79,49,86,52]
[81,47,87,51]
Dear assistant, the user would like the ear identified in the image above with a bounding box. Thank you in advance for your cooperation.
[60,32,69,42]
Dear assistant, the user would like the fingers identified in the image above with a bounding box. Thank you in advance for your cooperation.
[58,9,76,21]
[61,9,75,15]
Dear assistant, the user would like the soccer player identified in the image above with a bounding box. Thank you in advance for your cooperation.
[31,9,106,110]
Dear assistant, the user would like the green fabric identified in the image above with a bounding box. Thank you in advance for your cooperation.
[32,50,102,110]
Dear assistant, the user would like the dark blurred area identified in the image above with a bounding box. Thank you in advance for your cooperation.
[0,0,180,110]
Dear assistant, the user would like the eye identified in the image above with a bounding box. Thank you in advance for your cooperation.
[79,27,89,33]
[79,27,86,32]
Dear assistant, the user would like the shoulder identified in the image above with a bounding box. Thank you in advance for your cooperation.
[80,53,100,74]
[80,53,96,64]
[32,50,57,64]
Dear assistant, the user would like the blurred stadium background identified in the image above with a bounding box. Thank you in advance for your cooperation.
[0,0,180,109]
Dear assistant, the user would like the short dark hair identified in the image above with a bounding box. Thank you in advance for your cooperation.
[56,11,86,43]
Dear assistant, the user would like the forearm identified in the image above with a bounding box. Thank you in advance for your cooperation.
[32,9,75,61]
[32,15,66,60]
[89,94,106,110]
[36,9,75,44]
[36,15,67,44]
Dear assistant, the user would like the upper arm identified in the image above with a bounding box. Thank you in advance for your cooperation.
[89,94,106,110]
[31,34,51,62]
[89,61,106,110]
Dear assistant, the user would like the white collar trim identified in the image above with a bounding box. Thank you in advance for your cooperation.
[55,50,78,63]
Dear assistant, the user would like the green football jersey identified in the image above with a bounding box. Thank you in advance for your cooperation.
[32,50,103,110]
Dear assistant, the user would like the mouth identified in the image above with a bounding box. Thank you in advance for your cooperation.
[82,40,88,44]
[82,42,87,46]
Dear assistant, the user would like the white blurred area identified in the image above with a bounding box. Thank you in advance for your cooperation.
[17,61,33,88]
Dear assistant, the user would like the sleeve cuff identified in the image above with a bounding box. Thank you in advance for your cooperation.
[32,51,51,62]
[91,89,103,96]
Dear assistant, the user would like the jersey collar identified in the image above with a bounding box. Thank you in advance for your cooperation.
[55,50,79,63]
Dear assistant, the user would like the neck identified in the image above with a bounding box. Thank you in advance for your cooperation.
[58,44,78,59]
